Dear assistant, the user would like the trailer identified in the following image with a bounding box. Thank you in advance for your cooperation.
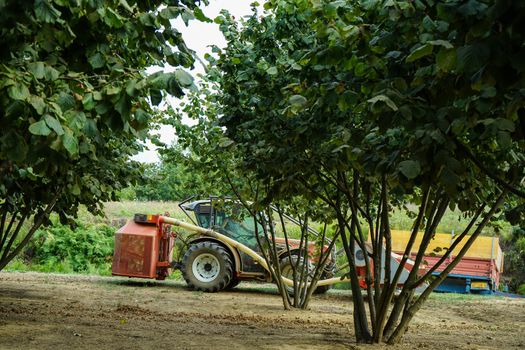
[389,230,504,294]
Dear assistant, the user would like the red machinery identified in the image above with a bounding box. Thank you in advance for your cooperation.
[112,214,175,280]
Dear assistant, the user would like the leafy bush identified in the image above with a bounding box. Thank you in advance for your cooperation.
[501,227,525,293]
[23,219,114,275]
[518,284,525,296]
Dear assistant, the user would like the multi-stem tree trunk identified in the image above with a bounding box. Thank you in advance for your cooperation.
[304,166,511,344]
[334,182,508,344]
[0,195,59,270]
[253,205,338,310]
[228,183,337,310]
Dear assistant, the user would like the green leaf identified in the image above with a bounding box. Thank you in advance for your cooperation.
[456,44,490,74]
[174,69,194,87]
[34,0,62,23]
[18,167,37,180]
[134,109,149,125]
[194,7,213,23]
[29,120,52,136]
[57,92,76,111]
[180,8,195,26]
[82,93,95,110]
[367,94,398,111]
[139,12,157,27]
[83,119,99,138]
[28,62,46,79]
[93,91,103,101]
[428,40,453,49]
[436,48,456,72]
[44,115,64,135]
[105,85,121,95]
[289,95,307,108]
[8,84,30,101]
[88,52,105,69]
[62,130,79,156]
[44,66,60,81]
[406,44,433,62]
[266,66,278,75]
[64,110,87,131]
[399,160,421,179]
[125,80,137,96]
[291,63,302,70]
[354,62,367,76]
[104,8,124,28]
[497,131,511,149]
[0,78,15,89]
[70,183,81,196]
[219,137,234,148]
[481,86,497,98]
[422,15,436,31]
[150,89,162,106]
[496,118,515,132]
[160,6,181,20]
[29,95,46,115]
[166,76,183,97]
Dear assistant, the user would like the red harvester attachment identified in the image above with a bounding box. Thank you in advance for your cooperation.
[112,214,174,280]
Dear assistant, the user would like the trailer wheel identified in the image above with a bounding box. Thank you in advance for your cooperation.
[181,242,233,292]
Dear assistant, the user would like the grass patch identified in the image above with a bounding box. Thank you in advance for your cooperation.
[389,205,513,236]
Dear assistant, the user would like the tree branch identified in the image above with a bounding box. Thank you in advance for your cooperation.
[415,203,485,285]
[455,139,525,199]
[387,190,507,344]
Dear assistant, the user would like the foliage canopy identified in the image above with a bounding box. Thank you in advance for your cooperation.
[0,0,206,269]
[176,0,525,344]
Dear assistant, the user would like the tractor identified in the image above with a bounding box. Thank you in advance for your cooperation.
[112,197,425,293]
[112,197,338,293]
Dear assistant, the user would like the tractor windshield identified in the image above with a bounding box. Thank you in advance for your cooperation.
[214,211,261,249]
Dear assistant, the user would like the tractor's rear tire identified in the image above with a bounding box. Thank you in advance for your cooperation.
[280,254,334,294]
[313,269,334,294]
[181,241,233,292]
[279,254,310,295]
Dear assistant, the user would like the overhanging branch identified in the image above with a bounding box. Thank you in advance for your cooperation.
[455,139,525,199]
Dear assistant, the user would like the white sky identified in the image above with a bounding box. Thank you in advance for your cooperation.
[133,1,260,163]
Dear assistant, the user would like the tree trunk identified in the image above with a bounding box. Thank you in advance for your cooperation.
[0,194,59,271]
[386,191,507,344]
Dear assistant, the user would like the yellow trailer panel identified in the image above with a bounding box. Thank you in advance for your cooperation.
[389,230,503,272]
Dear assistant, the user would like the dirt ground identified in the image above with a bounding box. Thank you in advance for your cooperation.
[0,272,524,350]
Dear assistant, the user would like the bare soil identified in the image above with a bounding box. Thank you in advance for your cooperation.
[0,272,524,350]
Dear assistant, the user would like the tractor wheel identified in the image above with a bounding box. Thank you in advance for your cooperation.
[181,241,233,292]
[313,268,335,294]
[280,254,333,294]
[312,258,336,294]
[279,254,311,295]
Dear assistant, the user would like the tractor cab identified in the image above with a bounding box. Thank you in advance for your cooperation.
[180,198,266,274]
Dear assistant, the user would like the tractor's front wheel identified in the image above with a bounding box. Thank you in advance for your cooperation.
[181,242,233,292]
